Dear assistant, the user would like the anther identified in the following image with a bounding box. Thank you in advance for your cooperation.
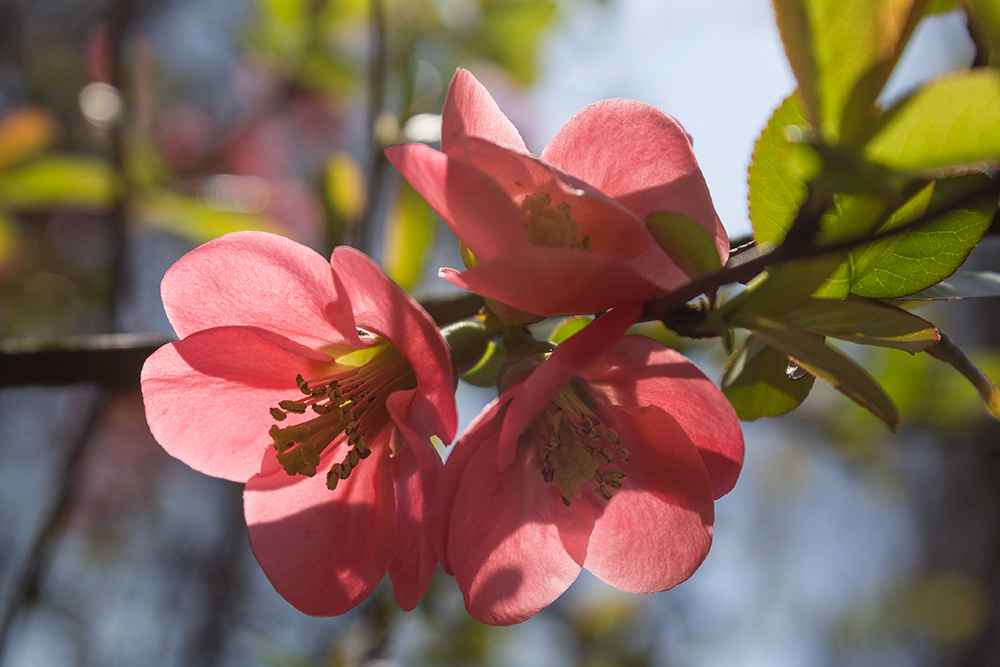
[279,400,307,414]
[270,407,286,421]
[616,446,629,462]
[595,486,612,501]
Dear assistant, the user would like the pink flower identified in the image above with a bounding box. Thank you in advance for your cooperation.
[141,231,457,615]
[430,306,744,625]
[385,69,728,321]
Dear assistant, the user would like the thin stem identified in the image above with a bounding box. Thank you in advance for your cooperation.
[642,176,999,323]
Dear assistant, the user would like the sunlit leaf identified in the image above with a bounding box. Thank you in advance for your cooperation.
[0,106,58,171]
[783,296,940,352]
[461,340,506,388]
[968,0,1000,63]
[135,191,280,243]
[735,311,900,429]
[851,174,996,297]
[722,335,816,419]
[645,211,723,278]
[771,0,925,143]
[748,92,810,245]
[898,270,1000,300]
[548,316,591,345]
[863,68,1000,174]
[928,331,1000,420]
[720,253,846,320]
[324,152,366,248]
[383,180,434,291]
[0,156,114,211]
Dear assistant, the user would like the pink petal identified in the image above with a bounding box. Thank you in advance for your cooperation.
[385,391,443,610]
[583,405,714,593]
[161,231,359,348]
[439,248,662,317]
[332,247,458,444]
[460,137,653,259]
[446,427,593,625]
[428,396,508,575]
[497,303,643,468]
[384,143,528,260]
[244,435,397,616]
[582,337,744,499]
[441,68,527,158]
[140,326,331,482]
[541,99,729,263]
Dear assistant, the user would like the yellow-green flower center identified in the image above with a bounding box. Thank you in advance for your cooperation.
[268,340,416,490]
[530,381,628,505]
[520,193,592,250]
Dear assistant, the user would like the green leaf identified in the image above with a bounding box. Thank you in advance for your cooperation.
[0,156,114,211]
[442,320,493,376]
[782,296,940,352]
[548,316,592,345]
[720,253,847,320]
[734,311,900,429]
[383,180,435,291]
[722,335,816,419]
[927,330,1000,420]
[863,68,1000,174]
[645,211,723,278]
[897,270,1000,300]
[135,191,280,243]
[461,340,506,388]
[479,0,557,83]
[771,0,925,142]
[851,174,996,297]
[968,0,1000,65]
[748,92,810,246]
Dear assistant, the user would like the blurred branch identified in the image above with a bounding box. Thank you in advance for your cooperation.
[352,0,388,255]
[0,334,173,390]
[0,294,484,390]
[0,389,105,655]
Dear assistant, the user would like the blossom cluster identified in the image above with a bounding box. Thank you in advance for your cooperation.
[141,69,744,625]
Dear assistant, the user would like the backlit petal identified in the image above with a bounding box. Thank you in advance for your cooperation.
[541,99,729,263]
[384,143,528,260]
[140,326,331,482]
[582,337,744,499]
[386,391,442,610]
[583,405,714,593]
[446,428,593,625]
[244,436,397,616]
[438,249,661,317]
[441,68,527,158]
[161,231,359,349]
[332,247,457,444]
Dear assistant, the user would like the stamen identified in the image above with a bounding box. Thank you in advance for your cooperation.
[267,342,416,488]
[520,193,592,250]
[529,383,628,505]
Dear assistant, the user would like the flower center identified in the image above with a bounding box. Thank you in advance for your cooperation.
[520,193,592,250]
[530,381,628,506]
[267,341,416,490]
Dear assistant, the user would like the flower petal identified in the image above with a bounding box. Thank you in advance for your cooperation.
[332,247,458,444]
[161,231,359,348]
[386,391,443,610]
[446,427,593,625]
[140,326,331,482]
[497,303,643,468]
[384,143,528,260]
[583,404,714,593]
[441,68,527,158]
[582,337,744,499]
[461,137,653,259]
[439,248,661,317]
[541,99,729,263]
[428,396,508,575]
[244,436,397,616]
